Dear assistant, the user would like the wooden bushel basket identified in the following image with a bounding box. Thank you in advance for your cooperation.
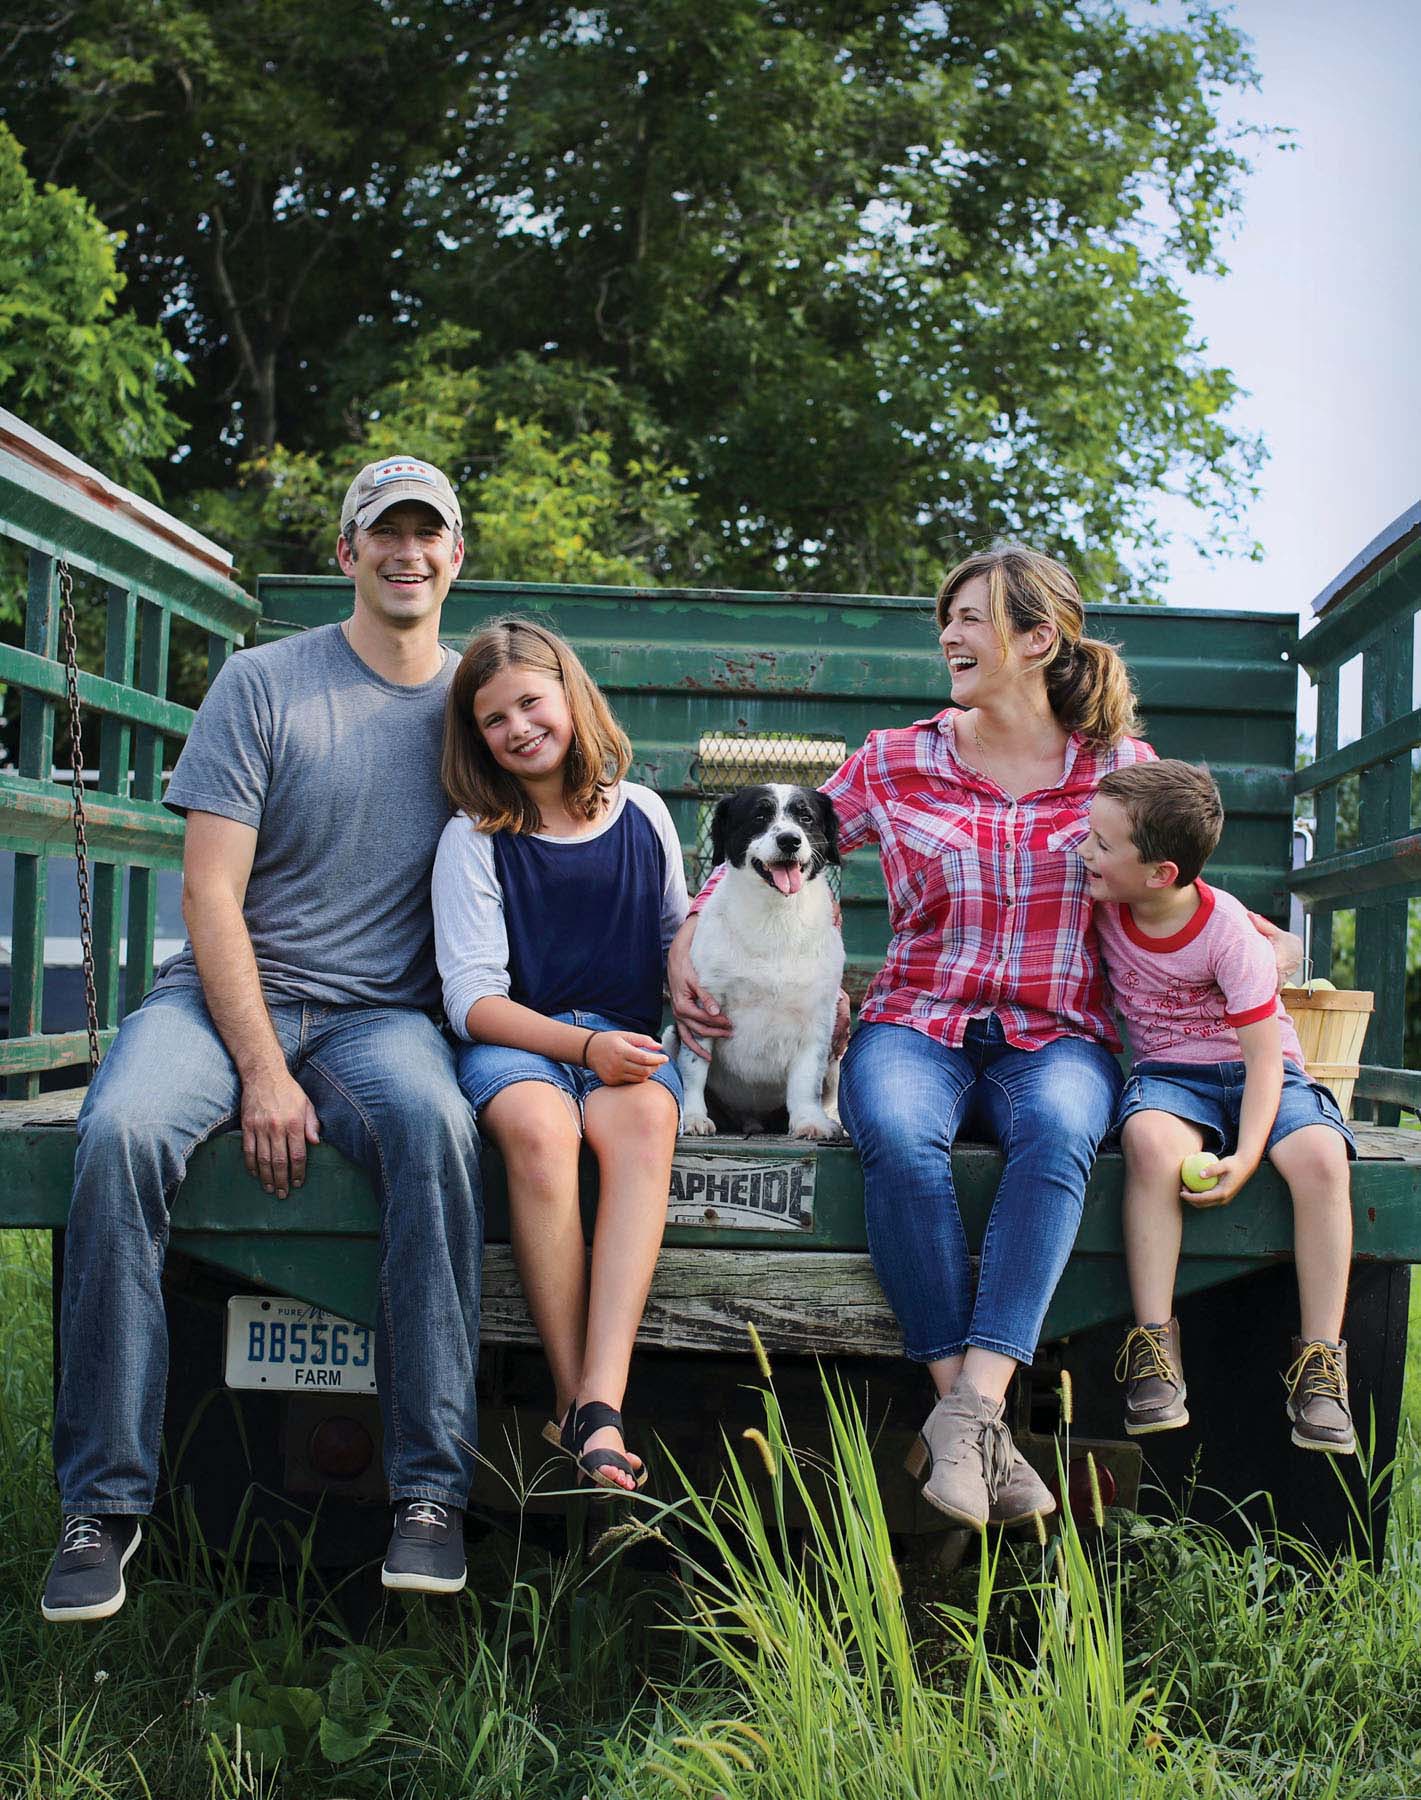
[1280,986,1374,1118]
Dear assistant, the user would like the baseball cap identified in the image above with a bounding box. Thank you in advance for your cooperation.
[340,456,462,536]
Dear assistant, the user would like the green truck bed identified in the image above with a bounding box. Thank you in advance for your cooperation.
[3,409,1419,1551]
[2,1090,1420,1357]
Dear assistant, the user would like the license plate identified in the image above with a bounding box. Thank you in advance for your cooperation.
[224,1296,377,1393]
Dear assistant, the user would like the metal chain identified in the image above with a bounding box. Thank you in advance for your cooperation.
[57,558,101,1077]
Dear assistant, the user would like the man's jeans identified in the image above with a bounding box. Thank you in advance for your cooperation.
[53,984,483,1515]
[839,1016,1120,1366]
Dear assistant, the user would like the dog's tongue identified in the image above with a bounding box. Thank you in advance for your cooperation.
[771,863,803,896]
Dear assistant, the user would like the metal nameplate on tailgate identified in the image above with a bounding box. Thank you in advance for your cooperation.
[667,1149,815,1231]
[224,1295,377,1393]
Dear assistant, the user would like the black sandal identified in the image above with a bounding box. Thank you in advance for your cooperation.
[560,1401,648,1494]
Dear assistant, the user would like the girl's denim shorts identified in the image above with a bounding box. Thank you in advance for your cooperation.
[454,1009,683,1128]
[1114,1059,1356,1159]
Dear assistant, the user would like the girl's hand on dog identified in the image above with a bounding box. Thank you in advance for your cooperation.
[588,1030,668,1085]
[831,989,851,1058]
[668,922,733,1060]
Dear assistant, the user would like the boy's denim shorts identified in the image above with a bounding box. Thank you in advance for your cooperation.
[454,1008,683,1128]
[1114,1059,1356,1160]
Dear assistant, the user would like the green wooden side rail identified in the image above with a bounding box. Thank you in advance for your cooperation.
[1291,501,1421,1122]
[2,1090,1419,1358]
[0,410,259,1099]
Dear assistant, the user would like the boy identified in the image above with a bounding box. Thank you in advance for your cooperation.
[1079,760,1356,1453]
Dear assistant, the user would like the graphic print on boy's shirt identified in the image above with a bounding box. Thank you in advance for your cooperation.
[1113,967,1248,1046]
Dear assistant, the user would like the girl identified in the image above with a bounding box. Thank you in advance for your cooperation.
[434,618,687,1493]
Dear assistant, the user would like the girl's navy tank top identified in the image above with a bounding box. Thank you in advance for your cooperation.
[490,800,667,1035]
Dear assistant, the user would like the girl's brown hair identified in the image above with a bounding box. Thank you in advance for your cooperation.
[935,546,1141,747]
[441,617,631,834]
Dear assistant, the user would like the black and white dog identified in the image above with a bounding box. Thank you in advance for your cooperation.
[665,784,847,1140]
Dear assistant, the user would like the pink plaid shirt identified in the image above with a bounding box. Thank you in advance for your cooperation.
[692,710,1155,1051]
[827,711,1155,1048]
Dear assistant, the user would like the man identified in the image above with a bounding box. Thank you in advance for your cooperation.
[42,455,483,1620]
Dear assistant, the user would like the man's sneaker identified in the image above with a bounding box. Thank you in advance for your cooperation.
[381,1501,467,1594]
[987,1447,1058,1528]
[40,1514,142,1622]
[1116,1318,1189,1436]
[1285,1338,1356,1454]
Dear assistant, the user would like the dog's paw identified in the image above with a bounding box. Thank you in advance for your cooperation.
[788,1112,848,1143]
[679,1112,717,1137]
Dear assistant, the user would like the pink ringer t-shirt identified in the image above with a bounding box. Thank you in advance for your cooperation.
[1095,880,1305,1067]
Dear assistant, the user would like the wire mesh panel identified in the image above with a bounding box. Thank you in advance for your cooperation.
[689,730,848,891]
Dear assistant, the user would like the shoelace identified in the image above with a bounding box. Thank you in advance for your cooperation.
[404,1501,448,1531]
[1283,1341,1345,1403]
[983,1418,1014,1498]
[925,1396,1013,1488]
[1115,1325,1177,1387]
[61,1514,103,1555]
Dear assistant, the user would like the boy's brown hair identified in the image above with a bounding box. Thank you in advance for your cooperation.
[441,617,631,834]
[1095,759,1224,887]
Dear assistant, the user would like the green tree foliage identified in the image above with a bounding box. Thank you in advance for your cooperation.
[0,122,187,492]
[0,0,541,482]
[431,2,1268,597]
[1,1,1269,596]
[190,326,696,585]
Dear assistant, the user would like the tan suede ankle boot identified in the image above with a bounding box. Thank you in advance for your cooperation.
[903,1377,1013,1531]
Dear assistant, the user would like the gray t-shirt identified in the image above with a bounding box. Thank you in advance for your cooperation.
[156,622,453,1010]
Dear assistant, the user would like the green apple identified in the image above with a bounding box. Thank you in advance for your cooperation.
[1180,1152,1221,1193]
[1306,977,1336,992]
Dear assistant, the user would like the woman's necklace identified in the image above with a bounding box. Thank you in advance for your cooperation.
[967,712,1064,794]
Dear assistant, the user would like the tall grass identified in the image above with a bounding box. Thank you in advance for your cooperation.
[6,1227,1421,1797]
[629,1355,1421,1799]
[0,1231,710,1798]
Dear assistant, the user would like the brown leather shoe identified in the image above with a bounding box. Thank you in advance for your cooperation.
[1285,1338,1356,1454]
[1116,1319,1189,1436]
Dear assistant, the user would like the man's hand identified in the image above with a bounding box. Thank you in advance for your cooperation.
[587,1031,668,1086]
[1248,913,1304,990]
[242,1067,320,1199]
[667,919,732,1062]
[184,811,318,1199]
[1180,1151,1258,1208]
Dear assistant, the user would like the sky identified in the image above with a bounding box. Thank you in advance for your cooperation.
[1153,0,1421,737]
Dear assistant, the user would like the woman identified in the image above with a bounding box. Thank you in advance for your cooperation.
[670,546,1294,1530]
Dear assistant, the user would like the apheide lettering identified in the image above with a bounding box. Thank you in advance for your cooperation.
[669,1161,810,1226]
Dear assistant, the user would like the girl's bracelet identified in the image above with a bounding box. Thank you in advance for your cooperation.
[580,1029,600,1068]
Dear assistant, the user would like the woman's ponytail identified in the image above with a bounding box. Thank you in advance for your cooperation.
[1045,634,1140,747]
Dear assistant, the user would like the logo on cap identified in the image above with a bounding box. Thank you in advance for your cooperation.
[370,459,436,488]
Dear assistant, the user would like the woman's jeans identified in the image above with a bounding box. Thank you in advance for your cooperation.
[839,1017,1120,1366]
[52,984,484,1516]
